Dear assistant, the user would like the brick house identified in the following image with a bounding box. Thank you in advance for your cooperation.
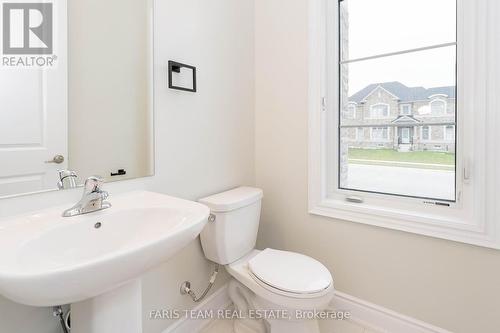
[342,81,456,153]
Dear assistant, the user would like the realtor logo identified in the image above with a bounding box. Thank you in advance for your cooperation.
[2,2,53,55]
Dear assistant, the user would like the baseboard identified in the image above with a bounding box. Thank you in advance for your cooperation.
[332,291,453,333]
[162,285,231,333]
[162,283,452,333]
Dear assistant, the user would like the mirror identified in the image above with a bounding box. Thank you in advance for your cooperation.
[0,0,154,198]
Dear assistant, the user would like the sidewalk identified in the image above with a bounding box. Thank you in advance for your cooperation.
[348,158,455,171]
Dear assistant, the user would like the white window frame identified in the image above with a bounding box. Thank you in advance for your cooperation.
[400,104,412,115]
[346,103,357,119]
[369,103,390,119]
[308,0,500,249]
[420,125,432,141]
[370,127,390,141]
[356,127,364,141]
[444,125,455,141]
[430,98,447,116]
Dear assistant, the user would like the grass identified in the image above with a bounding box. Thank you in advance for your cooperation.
[348,148,455,166]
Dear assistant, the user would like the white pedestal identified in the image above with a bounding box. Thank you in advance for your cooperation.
[71,280,143,333]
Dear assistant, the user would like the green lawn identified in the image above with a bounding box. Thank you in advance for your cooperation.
[348,148,455,165]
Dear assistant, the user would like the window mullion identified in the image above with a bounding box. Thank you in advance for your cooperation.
[340,42,457,64]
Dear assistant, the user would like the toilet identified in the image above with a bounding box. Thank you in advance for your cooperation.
[199,187,335,333]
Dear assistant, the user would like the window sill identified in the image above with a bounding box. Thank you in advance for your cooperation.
[309,199,498,249]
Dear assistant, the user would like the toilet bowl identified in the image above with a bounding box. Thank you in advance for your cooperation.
[227,249,334,333]
[199,187,335,333]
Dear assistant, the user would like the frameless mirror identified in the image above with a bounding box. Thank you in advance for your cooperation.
[0,0,154,198]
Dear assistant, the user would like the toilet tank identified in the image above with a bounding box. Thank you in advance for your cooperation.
[199,187,263,265]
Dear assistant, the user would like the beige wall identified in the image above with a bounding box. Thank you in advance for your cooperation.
[254,1,500,333]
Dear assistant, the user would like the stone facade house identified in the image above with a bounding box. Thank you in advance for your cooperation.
[342,81,456,153]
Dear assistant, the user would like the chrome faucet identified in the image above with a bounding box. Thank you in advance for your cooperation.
[62,176,111,217]
[57,170,78,190]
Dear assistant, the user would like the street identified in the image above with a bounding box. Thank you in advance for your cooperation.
[346,164,456,201]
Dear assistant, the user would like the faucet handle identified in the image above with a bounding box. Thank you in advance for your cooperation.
[84,176,104,193]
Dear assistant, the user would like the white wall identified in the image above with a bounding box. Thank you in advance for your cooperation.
[0,0,254,332]
[142,0,254,332]
[68,0,154,182]
[254,1,500,333]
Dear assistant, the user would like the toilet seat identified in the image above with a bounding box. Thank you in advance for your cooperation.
[227,250,335,309]
[248,249,332,297]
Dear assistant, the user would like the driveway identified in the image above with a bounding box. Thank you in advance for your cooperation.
[345,164,456,201]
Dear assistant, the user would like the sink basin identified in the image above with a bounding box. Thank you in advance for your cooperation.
[0,191,210,306]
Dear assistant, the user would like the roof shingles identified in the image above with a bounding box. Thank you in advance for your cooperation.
[349,81,456,103]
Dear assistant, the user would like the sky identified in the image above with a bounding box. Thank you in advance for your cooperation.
[342,0,457,94]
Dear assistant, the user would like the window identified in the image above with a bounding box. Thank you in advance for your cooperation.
[371,127,389,140]
[445,125,455,141]
[400,104,412,115]
[370,104,389,118]
[430,99,447,115]
[357,127,364,140]
[345,103,357,119]
[421,126,431,141]
[308,0,500,249]
[338,0,456,201]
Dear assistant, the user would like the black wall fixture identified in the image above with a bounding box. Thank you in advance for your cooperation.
[168,60,197,92]
[110,169,127,177]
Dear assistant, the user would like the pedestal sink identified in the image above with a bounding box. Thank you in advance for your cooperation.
[0,191,210,332]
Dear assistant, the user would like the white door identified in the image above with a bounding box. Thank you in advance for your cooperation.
[0,1,67,197]
[401,128,410,144]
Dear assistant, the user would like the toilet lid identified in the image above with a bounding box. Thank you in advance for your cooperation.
[248,249,332,295]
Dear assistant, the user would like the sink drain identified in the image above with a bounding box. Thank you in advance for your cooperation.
[94,222,102,229]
